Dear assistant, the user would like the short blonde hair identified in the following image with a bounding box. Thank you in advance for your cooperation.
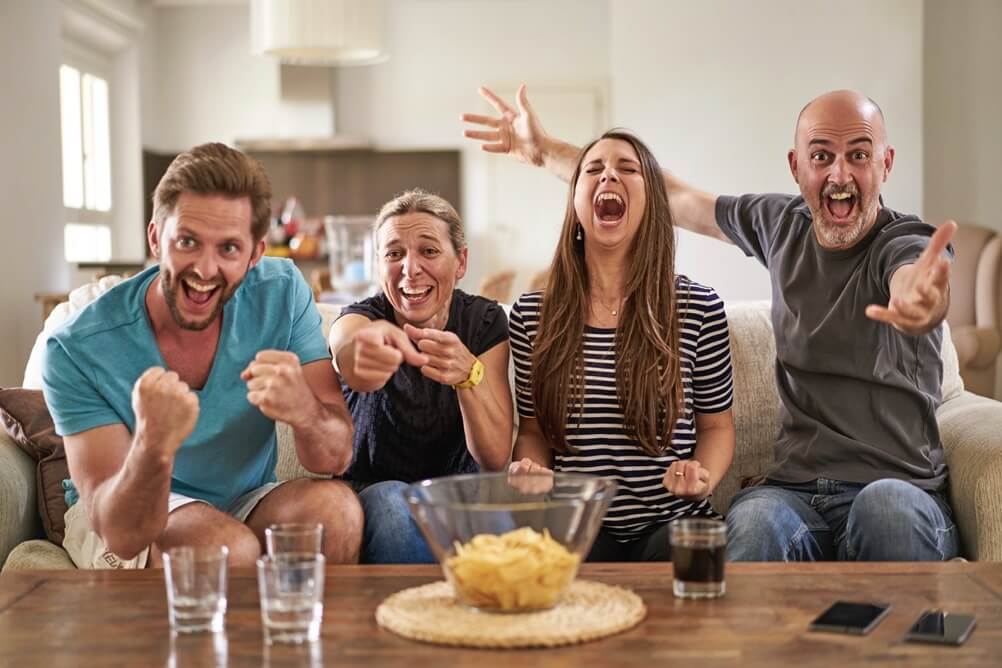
[374,189,465,253]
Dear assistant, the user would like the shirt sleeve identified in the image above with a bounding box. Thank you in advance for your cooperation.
[42,336,124,437]
[337,293,387,323]
[715,193,796,267]
[471,301,509,356]
[870,221,956,300]
[690,289,734,414]
[508,297,536,419]
[288,270,332,364]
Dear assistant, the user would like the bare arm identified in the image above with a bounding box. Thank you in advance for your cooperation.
[866,220,956,336]
[462,84,728,242]
[65,367,199,559]
[453,341,514,471]
[331,314,429,393]
[242,352,354,475]
[510,416,555,471]
[664,408,736,501]
[402,325,513,471]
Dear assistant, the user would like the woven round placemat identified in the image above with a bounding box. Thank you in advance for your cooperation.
[375,579,646,648]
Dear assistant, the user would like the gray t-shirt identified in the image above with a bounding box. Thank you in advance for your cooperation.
[716,193,948,490]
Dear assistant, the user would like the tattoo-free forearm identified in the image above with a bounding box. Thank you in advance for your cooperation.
[290,399,354,475]
[692,423,736,494]
[88,433,175,559]
[458,379,513,471]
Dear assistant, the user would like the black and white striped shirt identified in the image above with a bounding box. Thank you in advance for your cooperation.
[509,277,734,540]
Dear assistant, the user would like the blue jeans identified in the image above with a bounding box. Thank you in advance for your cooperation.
[726,478,959,561]
[356,481,435,564]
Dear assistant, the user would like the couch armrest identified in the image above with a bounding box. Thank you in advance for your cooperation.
[937,391,1002,560]
[0,432,43,569]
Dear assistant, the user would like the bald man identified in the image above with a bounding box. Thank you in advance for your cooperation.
[464,87,959,562]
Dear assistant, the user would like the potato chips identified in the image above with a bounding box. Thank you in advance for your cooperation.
[445,527,581,611]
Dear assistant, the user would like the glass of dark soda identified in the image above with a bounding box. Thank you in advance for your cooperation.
[669,519,726,599]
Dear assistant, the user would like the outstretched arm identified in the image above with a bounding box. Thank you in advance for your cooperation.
[462,84,727,242]
[866,220,956,336]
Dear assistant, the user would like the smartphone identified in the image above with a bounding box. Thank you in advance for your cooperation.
[808,601,891,635]
[904,609,977,645]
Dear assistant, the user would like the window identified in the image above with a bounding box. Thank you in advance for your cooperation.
[59,63,112,261]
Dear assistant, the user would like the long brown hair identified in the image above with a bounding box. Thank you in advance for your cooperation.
[530,130,684,457]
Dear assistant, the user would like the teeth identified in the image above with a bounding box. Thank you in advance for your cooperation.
[183,278,216,293]
[829,192,853,200]
[401,287,431,297]
[596,192,624,205]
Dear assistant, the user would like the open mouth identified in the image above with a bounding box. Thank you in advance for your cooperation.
[823,191,857,224]
[180,276,222,307]
[594,191,626,224]
[399,285,433,304]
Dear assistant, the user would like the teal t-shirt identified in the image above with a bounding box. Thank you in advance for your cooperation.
[42,257,331,509]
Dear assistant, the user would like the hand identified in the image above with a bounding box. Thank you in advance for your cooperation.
[241,350,320,427]
[403,323,477,387]
[663,460,711,501]
[866,220,956,335]
[351,321,430,389]
[507,457,555,494]
[461,84,549,166]
[131,367,199,455]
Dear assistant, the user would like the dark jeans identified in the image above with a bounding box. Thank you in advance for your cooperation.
[726,477,960,561]
[587,523,672,562]
[353,480,435,564]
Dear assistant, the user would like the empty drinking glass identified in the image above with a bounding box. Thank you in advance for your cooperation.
[257,554,326,644]
[670,518,727,599]
[163,545,229,633]
[265,523,324,558]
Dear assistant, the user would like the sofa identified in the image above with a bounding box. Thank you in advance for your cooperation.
[3,300,1002,570]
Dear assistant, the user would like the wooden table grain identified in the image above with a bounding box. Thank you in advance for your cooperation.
[1,562,1000,667]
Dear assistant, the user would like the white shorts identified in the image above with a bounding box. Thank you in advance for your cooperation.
[62,482,285,569]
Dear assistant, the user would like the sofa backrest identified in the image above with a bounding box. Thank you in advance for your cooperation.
[26,285,964,514]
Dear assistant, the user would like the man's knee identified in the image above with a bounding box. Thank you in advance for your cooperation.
[847,479,954,561]
[160,506,262,567]
[726,488,811,561]
[309,480,364,564]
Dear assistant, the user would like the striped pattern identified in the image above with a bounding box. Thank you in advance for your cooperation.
[509,278,734,540]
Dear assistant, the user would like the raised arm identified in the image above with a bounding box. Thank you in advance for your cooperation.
[865,220,956,336]
[330,314,429,393]
[462,84,728,243]
[242,351,355,476]
[65,367,198,560]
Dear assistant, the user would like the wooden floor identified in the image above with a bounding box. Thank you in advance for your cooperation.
[1,562,1000,667]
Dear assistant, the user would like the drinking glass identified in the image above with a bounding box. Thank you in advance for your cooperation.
[670,518,727,599]
[265,523,324,558]
[257,554,325,644]
[163,545,229,633]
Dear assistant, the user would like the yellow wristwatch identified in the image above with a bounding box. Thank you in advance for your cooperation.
[453,358,485,390]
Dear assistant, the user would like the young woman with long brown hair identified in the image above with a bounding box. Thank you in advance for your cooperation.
[508,130,736,561]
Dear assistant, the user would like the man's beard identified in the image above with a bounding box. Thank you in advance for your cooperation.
[809,185,880,250]
[161,269,240,331]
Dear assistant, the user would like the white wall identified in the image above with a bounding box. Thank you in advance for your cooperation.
[0,1,69,385]
[923,0,1002,230]
[610,0,924,301]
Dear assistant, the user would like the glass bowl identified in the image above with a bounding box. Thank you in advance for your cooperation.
[405,472,617,612]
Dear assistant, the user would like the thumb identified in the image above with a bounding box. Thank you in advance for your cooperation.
[387,327,430,367]
[516,83,535,117]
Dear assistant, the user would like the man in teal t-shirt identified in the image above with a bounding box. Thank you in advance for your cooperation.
[42,143,361,568]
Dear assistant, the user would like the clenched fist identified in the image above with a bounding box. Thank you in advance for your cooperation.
[131,367,199,455]
[663,459,712,501]
[351,321,429,389]
[402,324,478,386]
[241,350,318,427]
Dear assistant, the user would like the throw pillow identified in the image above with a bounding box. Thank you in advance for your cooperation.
[0,388,70,544]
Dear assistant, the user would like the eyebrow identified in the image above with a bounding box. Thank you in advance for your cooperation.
[176,226,242,245]
[584,158,641,167]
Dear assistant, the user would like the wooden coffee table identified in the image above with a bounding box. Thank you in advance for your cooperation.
[1,562,1000,666]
